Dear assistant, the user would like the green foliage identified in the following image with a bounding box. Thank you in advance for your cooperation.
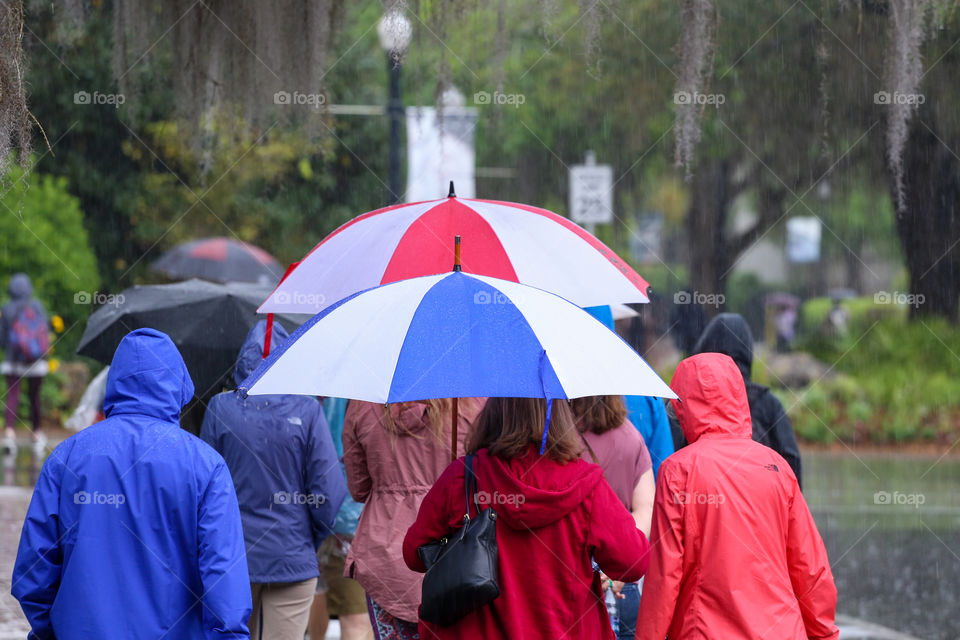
[781,308,960,444]
[0,163,100,356]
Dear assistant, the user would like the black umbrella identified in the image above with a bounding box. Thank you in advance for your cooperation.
[76,279,305,397]
[151,237,284,285]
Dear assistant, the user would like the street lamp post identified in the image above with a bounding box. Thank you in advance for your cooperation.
[378,10,412,205]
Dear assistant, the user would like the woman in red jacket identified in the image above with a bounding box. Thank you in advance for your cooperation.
[403,397,650,640]
[638,353,838,640]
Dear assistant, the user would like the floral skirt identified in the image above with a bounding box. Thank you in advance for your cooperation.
[367,595,420,640]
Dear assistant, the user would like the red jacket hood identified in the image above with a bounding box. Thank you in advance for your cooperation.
[670,353,752,443]
[475,446,605,530]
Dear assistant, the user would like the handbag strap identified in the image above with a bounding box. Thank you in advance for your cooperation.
[464,453,479,518]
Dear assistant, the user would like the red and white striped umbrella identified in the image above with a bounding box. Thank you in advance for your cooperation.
[259,192,649,315]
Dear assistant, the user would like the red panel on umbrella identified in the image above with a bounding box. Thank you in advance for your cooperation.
[189,238,229,261]
[380,199,518,284]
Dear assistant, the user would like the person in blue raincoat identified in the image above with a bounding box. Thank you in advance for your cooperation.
[201,320,346,640]
[13,328,251,640]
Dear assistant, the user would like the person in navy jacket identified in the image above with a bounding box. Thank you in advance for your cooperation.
[201,320,345,640]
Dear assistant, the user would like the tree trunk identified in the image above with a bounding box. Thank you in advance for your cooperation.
[686,160,732,315]
[895,120,960,323]
[685,160,787,317]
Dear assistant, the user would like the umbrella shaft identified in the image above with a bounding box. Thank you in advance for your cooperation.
[451,396,459,462]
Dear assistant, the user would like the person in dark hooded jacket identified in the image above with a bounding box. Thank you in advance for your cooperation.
[201,320,346,640]
[13,328,251,639]
[667,312,802,487]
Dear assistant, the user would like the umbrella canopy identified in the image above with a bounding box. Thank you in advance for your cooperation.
[151,237,284,285]
[242,271,674,410]
[77,279,304,396]
[258,192,650,315]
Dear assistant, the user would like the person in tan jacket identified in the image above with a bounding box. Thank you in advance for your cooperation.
[343,398,483,639]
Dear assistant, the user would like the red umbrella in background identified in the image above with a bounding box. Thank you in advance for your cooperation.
[151,237,284,285]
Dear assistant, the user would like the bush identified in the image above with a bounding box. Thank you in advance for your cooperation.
[781,307,960,444]
[0,163,100,358]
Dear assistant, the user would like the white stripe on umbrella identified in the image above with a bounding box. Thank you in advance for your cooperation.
[261,200,440,314]
[465,200,648,306]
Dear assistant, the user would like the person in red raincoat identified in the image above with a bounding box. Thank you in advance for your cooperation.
[403,397,650,640]
[638,353,838,640]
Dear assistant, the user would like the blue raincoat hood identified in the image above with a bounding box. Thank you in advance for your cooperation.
[234,319,289,386]
[104,328,195,422]
[9,272,32,299]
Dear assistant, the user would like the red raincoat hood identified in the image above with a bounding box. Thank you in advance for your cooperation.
[670,353,752,444]
[475,446,605,530]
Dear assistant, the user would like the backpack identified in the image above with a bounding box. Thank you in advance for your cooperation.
[8,304,48,362]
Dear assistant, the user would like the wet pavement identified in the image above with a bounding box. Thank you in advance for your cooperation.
[806,451,960,640]
[0,487,32,638]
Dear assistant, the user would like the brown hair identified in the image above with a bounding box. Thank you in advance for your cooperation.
[466,397,582,463]
[381,399,452,440]
[570,395,627,435]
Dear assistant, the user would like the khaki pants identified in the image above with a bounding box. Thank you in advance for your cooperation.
[249,578,317,640]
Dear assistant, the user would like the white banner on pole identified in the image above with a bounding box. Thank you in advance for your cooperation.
[405,103,477,202]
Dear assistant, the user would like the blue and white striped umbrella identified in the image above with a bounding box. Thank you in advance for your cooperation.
[239,271,675,450]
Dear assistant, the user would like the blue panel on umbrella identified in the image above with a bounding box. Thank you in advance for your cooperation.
[388,273,565,402]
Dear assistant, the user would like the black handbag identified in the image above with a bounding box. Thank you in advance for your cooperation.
[417,453,500,626]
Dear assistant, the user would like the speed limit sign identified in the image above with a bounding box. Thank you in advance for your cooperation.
[570,152,613,226]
